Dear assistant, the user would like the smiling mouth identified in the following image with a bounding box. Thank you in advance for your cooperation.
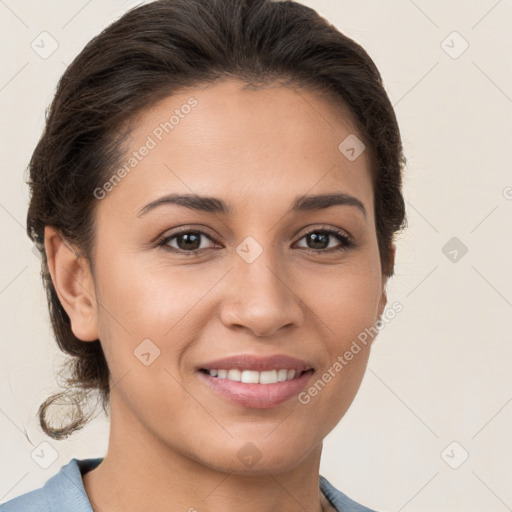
[198,368,313,384]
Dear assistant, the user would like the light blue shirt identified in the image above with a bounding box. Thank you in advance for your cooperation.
[0,458,377,512]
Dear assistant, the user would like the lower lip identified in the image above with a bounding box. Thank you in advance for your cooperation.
[197,370,314,409]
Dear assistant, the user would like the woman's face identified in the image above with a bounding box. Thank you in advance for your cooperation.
[84,79,389,473]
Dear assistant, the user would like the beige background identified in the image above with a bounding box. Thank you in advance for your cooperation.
[1,1,511,511]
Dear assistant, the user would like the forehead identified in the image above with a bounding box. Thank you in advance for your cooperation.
[100,78,374,221]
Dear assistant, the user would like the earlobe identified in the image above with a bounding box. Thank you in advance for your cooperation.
[44,226,99,342]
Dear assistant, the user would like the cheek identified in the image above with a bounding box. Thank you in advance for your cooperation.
[92,254,219,386]
[295,267,378,425]
[89,246,381,461]
[94,245,383,367]
[293,255,382,403]
[94,253,208,334]
[295,257,383,341]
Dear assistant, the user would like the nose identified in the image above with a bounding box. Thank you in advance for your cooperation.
[219,247,305,338]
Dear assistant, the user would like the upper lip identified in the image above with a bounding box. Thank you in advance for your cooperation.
[198,354,314,373]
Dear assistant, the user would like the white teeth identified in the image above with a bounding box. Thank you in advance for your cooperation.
[241,370,260,384]
[227,369,241,381]
[205,368,303,383]
[277,369,288,382]
[259,370,277,384]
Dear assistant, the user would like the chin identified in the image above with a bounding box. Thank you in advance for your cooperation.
[192,436,319,476]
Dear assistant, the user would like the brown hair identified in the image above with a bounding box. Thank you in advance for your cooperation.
[27,0,407,439]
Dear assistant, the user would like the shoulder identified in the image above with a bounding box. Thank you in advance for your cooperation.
[0,458,102,512]
[319,474,379,512]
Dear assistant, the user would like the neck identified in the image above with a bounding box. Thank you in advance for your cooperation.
[83,405,328,512]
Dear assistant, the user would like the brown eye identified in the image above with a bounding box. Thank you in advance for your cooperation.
[295,229,353,253]
[158,230,218,255]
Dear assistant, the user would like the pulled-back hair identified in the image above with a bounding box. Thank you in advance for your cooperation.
[27,0,407,439]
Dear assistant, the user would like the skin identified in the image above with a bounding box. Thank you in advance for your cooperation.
[45,78,394,512]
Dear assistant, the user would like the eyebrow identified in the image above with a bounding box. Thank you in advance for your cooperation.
[136,192,367,220]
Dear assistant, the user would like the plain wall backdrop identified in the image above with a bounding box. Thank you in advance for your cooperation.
[1,1,511,511]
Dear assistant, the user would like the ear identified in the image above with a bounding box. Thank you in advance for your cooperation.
[377,244,396,319]
[44,226,99,342]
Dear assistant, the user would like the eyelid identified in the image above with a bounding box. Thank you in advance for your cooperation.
[157,224,355,255]
[157,226,219,248]
[293,227,354,254]
[295,224,353,243]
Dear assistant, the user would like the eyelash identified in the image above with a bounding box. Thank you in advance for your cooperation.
[156,226,354,257]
